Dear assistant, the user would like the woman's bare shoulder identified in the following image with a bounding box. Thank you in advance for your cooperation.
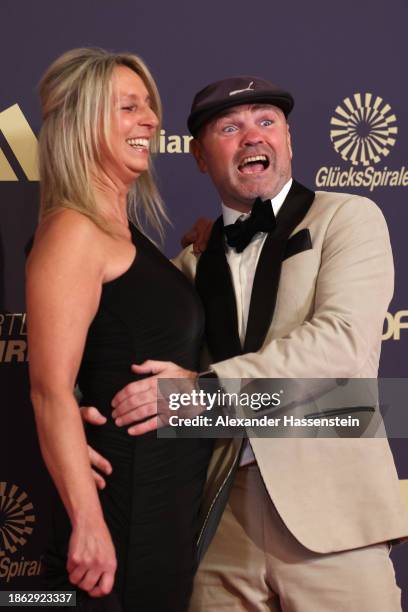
[35,208,101,244]
[28,209,104,270]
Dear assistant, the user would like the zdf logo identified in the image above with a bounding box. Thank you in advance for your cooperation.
[383,311,408,341]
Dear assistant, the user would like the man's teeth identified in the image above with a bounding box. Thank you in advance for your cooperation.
[126,138,149,149]
[240,155,268,167]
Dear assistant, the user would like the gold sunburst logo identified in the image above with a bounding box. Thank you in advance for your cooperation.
[330,93,398,166]
[0,482,35,557]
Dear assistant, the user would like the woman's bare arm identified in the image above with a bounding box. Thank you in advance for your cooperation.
[26,210,116,597]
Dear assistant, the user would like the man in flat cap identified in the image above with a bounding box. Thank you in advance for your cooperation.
[85,76,408,610]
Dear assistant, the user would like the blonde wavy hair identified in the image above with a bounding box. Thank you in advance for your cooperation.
[38,47,168,239]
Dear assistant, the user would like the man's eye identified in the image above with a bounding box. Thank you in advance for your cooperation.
[260,119,273,127]
[222,125,237,133]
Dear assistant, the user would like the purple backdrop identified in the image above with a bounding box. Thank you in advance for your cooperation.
[1,0,407,603]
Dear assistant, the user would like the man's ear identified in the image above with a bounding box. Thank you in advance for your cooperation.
[286,123,293,160]
[190,138,208,173]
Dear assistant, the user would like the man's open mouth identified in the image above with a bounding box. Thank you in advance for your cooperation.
[238,154,270,174]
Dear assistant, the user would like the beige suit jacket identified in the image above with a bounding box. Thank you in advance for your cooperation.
[174,187,408,554]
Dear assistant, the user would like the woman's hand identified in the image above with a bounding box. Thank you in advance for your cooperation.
[80,407,113,490]
[67,516,117,597]
[87,443,112,491]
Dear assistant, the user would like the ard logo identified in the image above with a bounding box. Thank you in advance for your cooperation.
[0,104,38,181]
[330,93,398,167]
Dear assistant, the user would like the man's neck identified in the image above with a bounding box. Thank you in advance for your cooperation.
[222,178,293,224]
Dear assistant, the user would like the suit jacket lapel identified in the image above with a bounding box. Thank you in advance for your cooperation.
[243,180,315,354]
[195,217,242,362]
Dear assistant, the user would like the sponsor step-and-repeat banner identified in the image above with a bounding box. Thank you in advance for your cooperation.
[0,313,27,364]
[1,0,407,604]
[318,93,405,190]
[0,483,40,585]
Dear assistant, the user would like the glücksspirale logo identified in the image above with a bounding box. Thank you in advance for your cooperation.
[330,93,397,167]
[0,482,35,556]
[315,93,407,191]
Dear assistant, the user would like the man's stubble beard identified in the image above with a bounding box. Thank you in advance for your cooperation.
[229,159,291,207]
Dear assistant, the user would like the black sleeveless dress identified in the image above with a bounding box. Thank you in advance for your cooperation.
[45,225,213,611]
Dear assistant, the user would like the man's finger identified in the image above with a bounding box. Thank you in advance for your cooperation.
[112,391,156,418]
[111,378,152,408]
[197,220,214,252]
[181,229,197,248]
[115,402,157,427]
[80,406,107,425]
[130,362,153,374]
[131,360,169,375]
[128,416,160,436]
[186,217,213,253]
[113,388,157,418]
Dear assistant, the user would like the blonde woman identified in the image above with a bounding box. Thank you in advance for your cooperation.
[26,48,213,611]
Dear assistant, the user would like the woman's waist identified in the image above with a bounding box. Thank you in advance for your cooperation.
[77,367,136,416]
[80,344,201,381]
[84,420,215,468]
[79,352,200,405]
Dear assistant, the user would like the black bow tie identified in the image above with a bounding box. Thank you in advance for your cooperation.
[224,197,276,253]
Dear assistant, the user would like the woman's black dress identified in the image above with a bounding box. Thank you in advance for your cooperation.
[45,226,213,611]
